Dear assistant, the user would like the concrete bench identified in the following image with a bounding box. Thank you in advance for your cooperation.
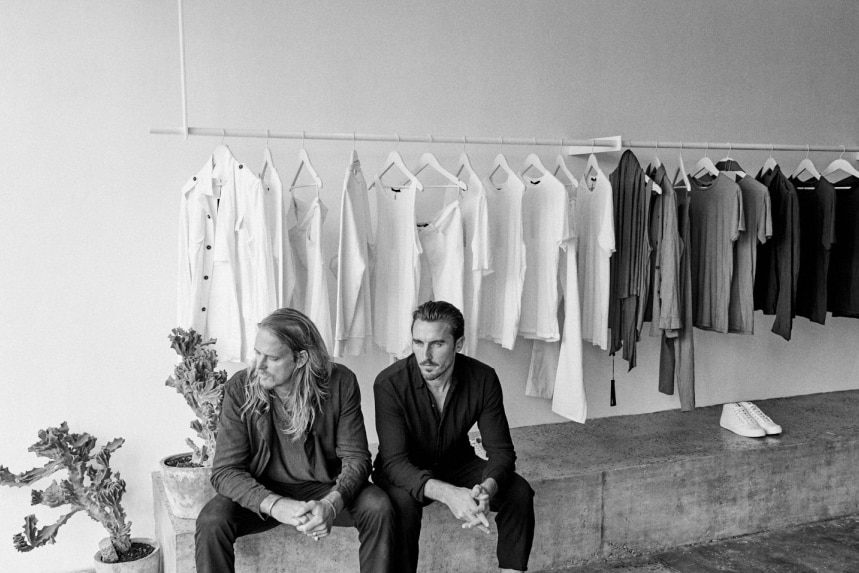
[154,389,859,572]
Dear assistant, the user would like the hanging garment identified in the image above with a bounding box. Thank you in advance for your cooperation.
[646,165,682,334]
[445,170,492,356]
[727,175,771,334]
[417,199,465,312]
[576,163,615,350]
[755,166,800,340]
[178,148,276,363]
[372,179,422,357]
[289,195,333,351]
[688,173,744,333]
[608,150,652,370]
[519,172,570,341]
[828,176,859,317]
[790,176,836,325]
[479,174,527,350]
[333,150,374,357]
[659,170,695,410]
[260,148,297,309]
[551,186,585,422]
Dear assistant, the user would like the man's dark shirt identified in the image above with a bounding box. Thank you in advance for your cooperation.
[373,353,516,503]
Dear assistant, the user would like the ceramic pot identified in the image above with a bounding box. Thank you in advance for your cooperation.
[92,537,160,573]
[159,453,216,519]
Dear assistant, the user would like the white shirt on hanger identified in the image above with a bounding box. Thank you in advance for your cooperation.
[444,171,492,356]
[289,194,334,351]
[518,171,570,341]
[418,199,465,312]
[576,166,615,350]
[372,178,422,358]
[479,174,527,350]
[334,150,374,357]
[260,148,297,309]
[178,148,276,363]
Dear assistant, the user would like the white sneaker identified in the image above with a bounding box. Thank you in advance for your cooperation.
[720,403,766,437]
[739,401,782,435]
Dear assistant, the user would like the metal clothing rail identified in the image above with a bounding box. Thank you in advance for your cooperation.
[148,126,859,156]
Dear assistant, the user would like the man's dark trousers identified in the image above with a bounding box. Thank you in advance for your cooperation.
[376,457,535,572]
[195,482,394,573]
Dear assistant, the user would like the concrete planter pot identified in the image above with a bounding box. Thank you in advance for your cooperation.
[92,538,161,573]
[159,453,216,519]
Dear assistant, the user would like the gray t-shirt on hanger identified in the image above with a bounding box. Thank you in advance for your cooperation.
[689,173,744,333]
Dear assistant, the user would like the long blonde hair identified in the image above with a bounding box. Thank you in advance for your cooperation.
[240,308,331,440]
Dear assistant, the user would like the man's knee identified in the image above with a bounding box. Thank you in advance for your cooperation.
[355,485,395,521]
[196,495,234,538]
[501,473,535,510]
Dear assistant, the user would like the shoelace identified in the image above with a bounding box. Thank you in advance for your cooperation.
[736,406,760,426]
[743,403,774,423]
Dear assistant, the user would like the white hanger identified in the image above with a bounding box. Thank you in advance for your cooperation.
[368,149,424,192]
[489,151,517,187]
[584,152,600,181]
[519,138,550,180]
[716,143,745,176]
[653,140,663,169]
[677,148,691,192]
[553,140,578,189]
[761,144,778,174]
[822,146,859,183]
[289,133,323,195]
[410,151,467,191]
[212,130,235,168]
[791,145,821,182]
[692,144,719,179]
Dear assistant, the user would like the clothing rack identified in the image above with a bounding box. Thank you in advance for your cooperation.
[148,126,859,157]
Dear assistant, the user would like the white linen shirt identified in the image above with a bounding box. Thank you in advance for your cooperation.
[178,149,277,363]
[260,148,297,309]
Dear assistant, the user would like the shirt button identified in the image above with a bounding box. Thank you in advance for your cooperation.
[206,245,212,250]
[238,164,243,169]
[204,275,209,280]
[201,307,206,311]
[207,214,211,219]
[193,176,197,181]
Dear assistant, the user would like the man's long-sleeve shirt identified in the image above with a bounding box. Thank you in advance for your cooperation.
[373,353,516,503]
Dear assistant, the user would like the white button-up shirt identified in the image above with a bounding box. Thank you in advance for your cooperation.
[178,148,277,363]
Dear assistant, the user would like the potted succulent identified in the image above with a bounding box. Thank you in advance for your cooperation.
[160,327,227,519]
[0,422,160,573]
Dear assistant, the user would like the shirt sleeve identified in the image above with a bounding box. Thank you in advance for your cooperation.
[330,370,372,505]
[210,372,274,518]
[373,379,435,502]
[477,369,517,492]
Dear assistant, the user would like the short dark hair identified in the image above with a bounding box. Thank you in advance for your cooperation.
[411,300,465,341]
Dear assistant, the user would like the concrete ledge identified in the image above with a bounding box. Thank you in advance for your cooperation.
[154,390,859,572]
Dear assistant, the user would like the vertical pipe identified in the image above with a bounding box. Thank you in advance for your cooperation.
[177,0,189,140]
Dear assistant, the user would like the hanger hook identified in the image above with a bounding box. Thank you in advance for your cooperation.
[559,138,564,155]
[499,136,504,154]
[679,141,684,160]
[301,130,306,150]
[591,139,595,154]
[655,140,659,153]
[727,142,732,157]
[770,143,774,158]
[805,144,810,160]
[352,131,357,150]
[463,135,468,153]
[265,129,270,148]
[532,137,537,152]
[395,133,400,149]
[221,128,226,145]
[705,142,710,158]
[840,144,846,159]
[428,133,433,146]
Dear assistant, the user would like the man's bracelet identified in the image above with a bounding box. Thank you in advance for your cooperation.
[261,495,282,516]
[319,497,337,518]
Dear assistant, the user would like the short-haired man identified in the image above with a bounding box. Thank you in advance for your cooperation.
[373,300,535,572]
[196,308,394,573]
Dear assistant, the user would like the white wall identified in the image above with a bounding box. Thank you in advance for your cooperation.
[1,1,857,571]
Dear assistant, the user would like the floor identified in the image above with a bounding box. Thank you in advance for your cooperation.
[542,514,859,573]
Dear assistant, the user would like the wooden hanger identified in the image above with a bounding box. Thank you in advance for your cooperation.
[368,150,424,192]
[822,146,859,183]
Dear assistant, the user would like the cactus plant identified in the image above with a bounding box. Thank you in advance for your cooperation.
[165,327,228,467]
[0,422,133,563]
